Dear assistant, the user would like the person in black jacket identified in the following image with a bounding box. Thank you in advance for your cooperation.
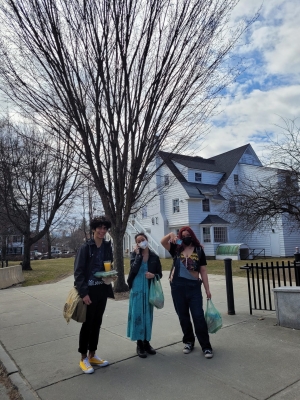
[74,216,114,374]
[127,232,162,358]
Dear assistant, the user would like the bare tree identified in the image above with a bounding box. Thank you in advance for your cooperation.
[222,119,300,232]
[0,121,82,270]
[0,0,256,289]
[66,218,89,253]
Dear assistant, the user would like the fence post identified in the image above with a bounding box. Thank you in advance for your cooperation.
[294,248,300,286]
[224,258,235,315]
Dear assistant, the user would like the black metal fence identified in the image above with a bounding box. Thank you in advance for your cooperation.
[240,261,300,314]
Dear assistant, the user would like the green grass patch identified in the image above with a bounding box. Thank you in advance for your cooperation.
[22,258,75,286]
[6,256,294,287]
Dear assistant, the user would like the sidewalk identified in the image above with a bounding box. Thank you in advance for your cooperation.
[0,274,300,400]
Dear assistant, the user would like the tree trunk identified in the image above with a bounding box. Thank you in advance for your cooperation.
[1,235,7,260]
[111,228,128,293]
[22,235,32,271]
[46,231,52,259]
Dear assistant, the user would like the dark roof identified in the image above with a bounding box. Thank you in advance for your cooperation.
[207,144,255,189]
[159,151,222,173]
[200,215,230,225]
[158,144,260,193]
[158,151,187,183]
[181,182,205,199]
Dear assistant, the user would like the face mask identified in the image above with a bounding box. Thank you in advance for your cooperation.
[182,237,193,246]
[138,240,148,249]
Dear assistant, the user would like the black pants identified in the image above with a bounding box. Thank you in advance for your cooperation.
[171,279,212,351]
[78,285,108,354]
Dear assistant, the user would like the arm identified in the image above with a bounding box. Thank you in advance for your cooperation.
[196,247,211,299]
[74,244,91,303]
[127,250,143,289]
[160,232,177,251]
[199,266,211,299]
[146,254,163,280]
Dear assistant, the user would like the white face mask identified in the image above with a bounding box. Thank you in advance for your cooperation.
[138,240,148,249]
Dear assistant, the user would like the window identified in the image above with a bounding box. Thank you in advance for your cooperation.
[202,198,210,212]
[173,199,180,213]
[151,217,155,225]
[155,217,159,224]
[142,206,147,218]
[234,174,239,185]
[213,227,227,243]
[229,200,236,213]
[195,172,202,182]
[203,227,211,243]
[164,174,169,186]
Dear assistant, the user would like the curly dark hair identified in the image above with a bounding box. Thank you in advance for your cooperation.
[134,232,148,241]
[90,215,111,230]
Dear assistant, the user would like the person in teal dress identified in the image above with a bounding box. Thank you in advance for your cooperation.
[127,233,163,358]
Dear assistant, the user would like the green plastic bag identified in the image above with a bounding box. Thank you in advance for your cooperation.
[149,276,164,309]
[205,299,222,334]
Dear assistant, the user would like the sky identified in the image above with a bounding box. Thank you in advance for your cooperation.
[200,0,300,160]
[1,0,299,165]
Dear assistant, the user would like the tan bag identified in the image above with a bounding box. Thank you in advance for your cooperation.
[63,287,87,323]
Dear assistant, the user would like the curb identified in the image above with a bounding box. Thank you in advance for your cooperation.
[0,343,38,400]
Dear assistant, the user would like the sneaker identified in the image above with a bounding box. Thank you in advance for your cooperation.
[203,349,213,359]
[89,355,109,367]
[79,357,94,374]
[183,342,194,354]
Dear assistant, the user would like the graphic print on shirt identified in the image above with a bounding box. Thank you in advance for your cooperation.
[179,251,199,271]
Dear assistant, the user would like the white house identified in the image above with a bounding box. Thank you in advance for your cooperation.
[124,144,299,258]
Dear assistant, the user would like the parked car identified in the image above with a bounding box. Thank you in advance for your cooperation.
[51,250,62,257]
[30,251,42,260]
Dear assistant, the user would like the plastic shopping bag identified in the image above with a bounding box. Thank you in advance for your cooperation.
[205,299,222,334]
[149,276,164,309]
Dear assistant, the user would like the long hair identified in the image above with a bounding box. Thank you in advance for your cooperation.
[178,226,201,247]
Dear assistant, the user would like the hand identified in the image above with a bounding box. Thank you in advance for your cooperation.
[145,272,155,279]
[102,277,113,285]
[206,290,212,300]
[168,233,177,244]
[102,275,118,285]
[82,294,92,305]
[134,245,142,255]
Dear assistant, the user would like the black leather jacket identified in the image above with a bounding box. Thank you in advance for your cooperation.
[74,239,114,299]
[127,250,163,289]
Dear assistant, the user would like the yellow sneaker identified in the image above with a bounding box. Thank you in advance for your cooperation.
[89,355,109,367]
[79,357,94,374]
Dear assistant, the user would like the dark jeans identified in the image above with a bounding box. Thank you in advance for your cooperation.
[171,279,212,351]
[78,285,108,354]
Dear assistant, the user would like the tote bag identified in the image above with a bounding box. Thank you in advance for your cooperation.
[149,276,164,309]
[63,287,87,324]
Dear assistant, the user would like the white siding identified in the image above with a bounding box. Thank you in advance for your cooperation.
[173,161,188,179]
[282,218,300,256]
[186,169,223,184]
[222,164,299,257]
[239,147,262,166]
[126,147,299,259]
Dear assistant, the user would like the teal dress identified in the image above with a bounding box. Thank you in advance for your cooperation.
[127,261,154,341]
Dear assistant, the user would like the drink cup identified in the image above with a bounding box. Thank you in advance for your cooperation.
[104,261,111,272]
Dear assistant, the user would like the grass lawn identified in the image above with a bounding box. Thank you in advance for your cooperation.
[7,256,295,287]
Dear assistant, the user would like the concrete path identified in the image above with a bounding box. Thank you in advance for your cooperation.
[0,274,300,400]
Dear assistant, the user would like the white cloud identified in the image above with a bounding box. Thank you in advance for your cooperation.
[203,0,300,160]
